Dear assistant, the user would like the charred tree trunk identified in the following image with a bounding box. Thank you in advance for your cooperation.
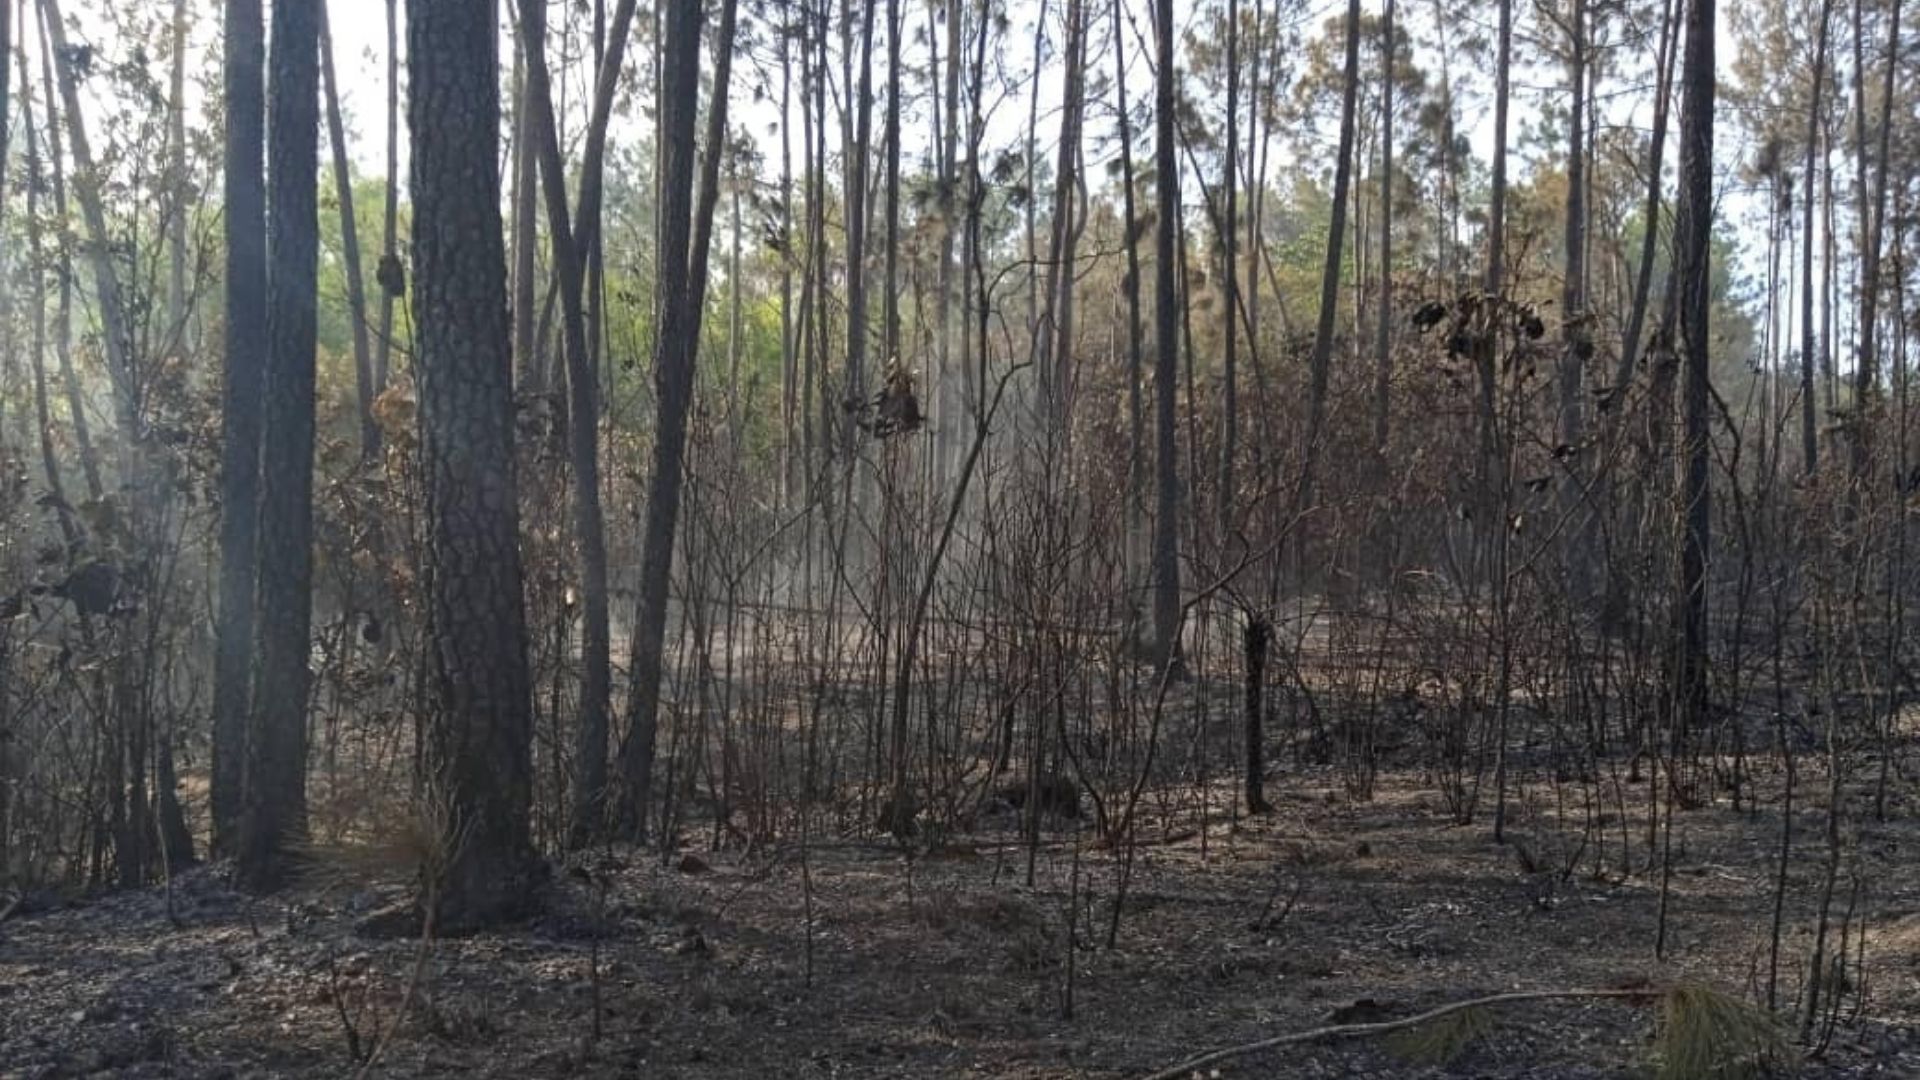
[1220,0,1241,528]
[373,0,399,394]
[1298,0,1363,514]
[212,0,266,859]
[516,0,615,850]
[1801,0,1833,476]
[1114,0,1146,596]
[407,0,542,929]
[1478,0,1513,523]
[1673,0,1715,781]
[1559,0,1591,599]
[1615,0,1677,395]
[1243,615,1271,814]
[622,0,739,842]
[1370,0,1392,458]
[1850,0,1902,478]
[242,0,320,891]
[1150,0,1184,675]
[319,2,379,459]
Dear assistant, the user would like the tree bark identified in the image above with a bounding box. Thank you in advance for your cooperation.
[1801,0,1833,476]
[241,0,320,891]
[515,0,615,850]
[38,0,136,424]
[1614,0,1677,396]
[407,0,542,930]
[373,0,398,394]
[510,41,539,394]
[1479,0,1512,500]
[1298,0,1363,515]
[1150,0,1184,675]
[621,0,739,842]
[1220,0,1241,528]
[1243,615,1270,813]
[1370,0,1392,457]
[1558,0,1591,598]
[1114,0,1146,598]
[211,0,267,858]
[165,0,188,340]
[1674,0,1715,759]
[1041,0,1085,431]
[1850,0,1901,478]
[0,0,10,441]
[319,1,380,459]
[34,11,100,502]
[845,0,877,427]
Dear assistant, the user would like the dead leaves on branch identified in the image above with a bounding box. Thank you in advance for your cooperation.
[847,355,924,440]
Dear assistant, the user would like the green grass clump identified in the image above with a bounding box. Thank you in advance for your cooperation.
[1386,1004,1495,1066]
[1654,983,1794,1080]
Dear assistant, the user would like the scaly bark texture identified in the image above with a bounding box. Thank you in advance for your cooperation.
[241,0,320,890]
[408,0,541,928]
[1674,0,1715,756]
[212,0,266,856]
[1150,0,1184,674]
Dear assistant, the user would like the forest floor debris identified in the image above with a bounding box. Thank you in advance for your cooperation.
[5,766,1920,1078]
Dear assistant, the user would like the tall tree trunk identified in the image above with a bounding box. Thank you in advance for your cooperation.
[1220,0,1241,529]
[21,25,69,546]
[1370,0,1393,457]
[0,0,10,440]
[1298,0,1363,515]
[516,0,615,850]
[1850,0,1902,477]
[621,0,739,842]
[1473,0,1513,554]
[883,0,902,392]
[1802,0,1834,475]
[373,0,398,394]
[1614,0,1677,394]
[1114,0,1146,601]
[1150,0,1184,675]
[407,0,541,929]
[11,47,52,891]
[319,2,380,459]
[242,0,320,891]
[1674,0,1715,768]
[156,0,197,871]
[0,0,8,230]
[211,0,266,857]
[566,0,641,285]
[1427,0,1460,281]
[35,13,99,502]
[510,43,539,392]
[1040,0,1085,432]
[935,0,962,483]
[43,0,153,881]
[38,0,136,425]
[1246,0,1278,505]
[165,0,188,340]
[1559,0,1590,597]
[780,17,797,503]
[879,0,912,827]
[845,0,876,433]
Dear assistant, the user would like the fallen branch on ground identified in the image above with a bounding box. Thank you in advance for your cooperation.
[1139,983,1791,1080]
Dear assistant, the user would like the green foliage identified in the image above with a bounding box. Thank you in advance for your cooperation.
[1653,984,1794,1080]
[1385,1003,1495,1066]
